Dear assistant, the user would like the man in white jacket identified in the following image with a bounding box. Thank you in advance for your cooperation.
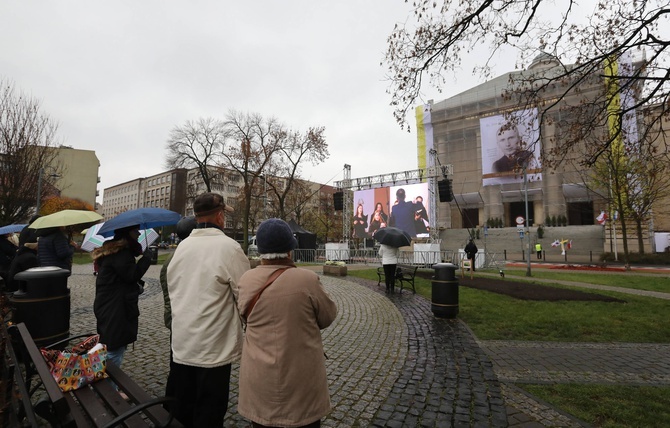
[166,192,250,427]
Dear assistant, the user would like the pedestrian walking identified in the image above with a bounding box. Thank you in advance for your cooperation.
[464,239,478,272]
[237,218,337,428]
[535,242,543,259]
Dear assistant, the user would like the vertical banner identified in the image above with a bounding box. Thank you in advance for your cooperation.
[415,104,433,172]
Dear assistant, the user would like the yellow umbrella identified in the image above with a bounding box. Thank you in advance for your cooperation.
[29,210,103,230]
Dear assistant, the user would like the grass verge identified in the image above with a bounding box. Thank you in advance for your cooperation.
[519,384,670,427]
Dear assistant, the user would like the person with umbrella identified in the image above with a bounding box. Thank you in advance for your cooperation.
[91,225,153,368]
[6,221,40,292]
[37,226,79,270]
[379,243,400,294]
[0,231,18,288]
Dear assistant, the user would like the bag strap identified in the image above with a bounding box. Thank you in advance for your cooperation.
[242,266,293,322]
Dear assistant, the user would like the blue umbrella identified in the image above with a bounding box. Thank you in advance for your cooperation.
[97,208,181,237]
[0,224,28,235]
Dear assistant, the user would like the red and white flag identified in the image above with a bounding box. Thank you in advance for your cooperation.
[596,211,608,225]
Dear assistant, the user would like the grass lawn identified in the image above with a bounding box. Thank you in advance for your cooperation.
[520,384,670,428]
[349,268,670,426]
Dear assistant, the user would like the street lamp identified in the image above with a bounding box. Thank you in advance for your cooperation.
[36,167,60,214]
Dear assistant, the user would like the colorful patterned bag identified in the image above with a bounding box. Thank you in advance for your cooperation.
[40,335,108,392]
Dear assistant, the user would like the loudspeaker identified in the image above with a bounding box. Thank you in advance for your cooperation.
[333,191,344,210]
[438,179,453,202]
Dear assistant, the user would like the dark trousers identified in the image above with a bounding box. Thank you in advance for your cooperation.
[383,263,397,293]
[170,362,231,428]
[536,251,542,259]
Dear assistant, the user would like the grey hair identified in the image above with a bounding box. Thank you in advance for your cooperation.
[259,253,290,260]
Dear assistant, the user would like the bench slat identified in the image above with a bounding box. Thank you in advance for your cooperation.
[91,378,147,428]
[12,323,182,428]
[106,364,177,427]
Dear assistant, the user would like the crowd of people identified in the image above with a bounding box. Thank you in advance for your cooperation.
[1,192,339,427]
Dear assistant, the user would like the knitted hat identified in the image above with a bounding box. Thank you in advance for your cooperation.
[176,216,197,240]
[256,218,297,254]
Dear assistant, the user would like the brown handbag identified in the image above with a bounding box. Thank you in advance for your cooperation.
[242,266,293,322]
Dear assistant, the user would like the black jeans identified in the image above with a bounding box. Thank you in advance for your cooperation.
[170,362,231,428]
[383,264,397,291]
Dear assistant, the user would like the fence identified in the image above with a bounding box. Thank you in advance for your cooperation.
[291,248,457,268]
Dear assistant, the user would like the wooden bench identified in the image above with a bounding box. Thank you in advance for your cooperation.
[376,264,418,294]
[10,322,182,428]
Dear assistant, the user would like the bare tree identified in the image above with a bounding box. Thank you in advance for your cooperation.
[219,110,285,249]
[165,117,225,192]
[384,1,670,167]
[266,127,329,218]
[0,79,61,224]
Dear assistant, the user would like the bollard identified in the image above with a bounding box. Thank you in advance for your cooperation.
[10,266,71,347]
[431,263,459,318]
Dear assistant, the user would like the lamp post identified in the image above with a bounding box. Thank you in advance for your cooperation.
[524,166,532,277]
[36,167,60,215]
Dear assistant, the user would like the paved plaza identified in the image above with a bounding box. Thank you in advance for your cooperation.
[63,263,670,427]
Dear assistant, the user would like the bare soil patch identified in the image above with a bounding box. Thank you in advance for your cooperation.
[415,271,626,302]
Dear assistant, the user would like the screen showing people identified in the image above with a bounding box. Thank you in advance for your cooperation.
[352,182,430,241]
[480,108,541,186]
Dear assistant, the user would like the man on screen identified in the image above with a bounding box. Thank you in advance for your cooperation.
[492,123,538,173]
[389,188,417,238]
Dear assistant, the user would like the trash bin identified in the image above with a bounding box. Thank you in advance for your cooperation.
[10,266,71,347]
[431,263,459,318]
[149,245,158,265]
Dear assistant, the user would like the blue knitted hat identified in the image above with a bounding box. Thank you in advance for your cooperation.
[256,218,297,254]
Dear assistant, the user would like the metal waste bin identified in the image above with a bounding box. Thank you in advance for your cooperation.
[149,245,159,265]
[431,263,459,318]
[10,266,71,347]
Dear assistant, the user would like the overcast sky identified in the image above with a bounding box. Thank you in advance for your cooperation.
[1,1,514,204]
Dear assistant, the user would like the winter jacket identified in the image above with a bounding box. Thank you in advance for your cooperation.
[379,244,399,265]
[166,227,249,368]
[237,262,337,427]
[92,238,151,350]
[6,245,39,292]
[37,229,74,270]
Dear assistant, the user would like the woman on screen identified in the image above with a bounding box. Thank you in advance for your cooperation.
[367,202,388,236]
[352,203,369,239]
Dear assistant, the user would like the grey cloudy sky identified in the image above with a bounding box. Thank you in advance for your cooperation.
[1,1,510,203]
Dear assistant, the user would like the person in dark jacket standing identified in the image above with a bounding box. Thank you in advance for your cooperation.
[91,225,152,367]
[37,226,78,270]
[6,226,40,292]
[464,239,478,272]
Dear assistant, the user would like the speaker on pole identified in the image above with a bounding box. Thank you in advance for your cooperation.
[438,179,453,202]
[333,191,344,211]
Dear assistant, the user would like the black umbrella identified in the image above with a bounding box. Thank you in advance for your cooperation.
[373,227,412,248]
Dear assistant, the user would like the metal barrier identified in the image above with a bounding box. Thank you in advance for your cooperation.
[289,248,456,267]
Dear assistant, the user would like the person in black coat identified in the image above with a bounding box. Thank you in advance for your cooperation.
[0,233,18,287]
[6,225,40,292]
[91,225,152,368]
[37,226,78,270]
[464,239,478,272]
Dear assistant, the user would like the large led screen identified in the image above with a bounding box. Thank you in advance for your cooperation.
[352,182,430,241]
[480,108,541,186]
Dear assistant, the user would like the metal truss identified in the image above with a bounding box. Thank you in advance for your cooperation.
[334,165,453,190]
[335,163,453,242]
